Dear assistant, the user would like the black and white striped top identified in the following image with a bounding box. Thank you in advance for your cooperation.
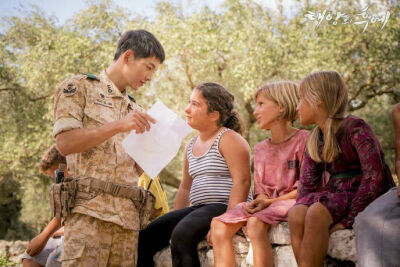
[188,128,253,206]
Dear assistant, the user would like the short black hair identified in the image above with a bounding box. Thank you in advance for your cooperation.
[114,30,165,63]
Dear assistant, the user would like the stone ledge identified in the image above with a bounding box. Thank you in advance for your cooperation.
[154,223,357,267]
[0,240,28,264]
[0,223,357,266]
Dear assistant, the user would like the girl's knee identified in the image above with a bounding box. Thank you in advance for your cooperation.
[247,217,268,240]
[171,230,191,253]
[211,219,234,241]
[288,205,307,226]
[170,226,188,248]
[305,203,333,228]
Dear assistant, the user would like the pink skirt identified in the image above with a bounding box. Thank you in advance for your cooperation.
[214,199,296,225]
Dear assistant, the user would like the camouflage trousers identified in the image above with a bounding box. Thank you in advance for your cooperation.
[61,213,138,267]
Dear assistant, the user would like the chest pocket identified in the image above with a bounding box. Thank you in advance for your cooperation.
[83,99,116,127]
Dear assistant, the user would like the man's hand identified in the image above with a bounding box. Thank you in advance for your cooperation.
[330,223,345,233]
[245,199,272,215]
[26,233,48,256]
[118,111,156,133]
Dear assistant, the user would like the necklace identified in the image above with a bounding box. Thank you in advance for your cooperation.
[269,129,299,145]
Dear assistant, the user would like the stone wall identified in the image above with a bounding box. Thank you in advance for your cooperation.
[0,240,27,264]
[0,223,357,266]
[154,222,357,267]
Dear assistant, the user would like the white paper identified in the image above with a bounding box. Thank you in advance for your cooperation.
[122,101,193,179]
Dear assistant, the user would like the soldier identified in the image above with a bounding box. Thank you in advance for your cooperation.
[53,30,165,266]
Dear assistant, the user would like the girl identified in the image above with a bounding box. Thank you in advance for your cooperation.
[211,81,309,267]
[288,71,395,267]
[137,82,253,267]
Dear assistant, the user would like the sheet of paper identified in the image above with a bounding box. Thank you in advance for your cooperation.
[122,101,193,179]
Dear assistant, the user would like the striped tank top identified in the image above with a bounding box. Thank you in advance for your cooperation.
[188,128,253,206]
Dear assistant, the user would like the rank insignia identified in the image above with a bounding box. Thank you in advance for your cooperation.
[63,83,77,96]
[82,73,99,81]
[107,84,113,94]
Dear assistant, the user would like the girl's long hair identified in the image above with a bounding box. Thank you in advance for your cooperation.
[300,71,348,163]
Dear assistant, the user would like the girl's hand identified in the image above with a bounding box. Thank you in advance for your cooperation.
[330,223,345,233]
[255,194,268,200]
[206,229,212,246]
[245,199,272,214]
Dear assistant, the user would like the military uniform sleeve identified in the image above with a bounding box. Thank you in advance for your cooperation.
[53,77,86,137]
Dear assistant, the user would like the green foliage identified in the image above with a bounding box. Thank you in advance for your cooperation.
[0,253,15,266]
[0,0,398,239]
[0,175,34,240]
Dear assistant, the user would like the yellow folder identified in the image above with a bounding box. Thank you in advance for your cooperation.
[138,173,170,220]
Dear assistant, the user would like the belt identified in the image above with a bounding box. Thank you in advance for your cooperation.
[73,177,145,201]
[330,169,362,179]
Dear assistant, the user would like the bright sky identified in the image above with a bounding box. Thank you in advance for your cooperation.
[0,0,298,26]
[0,0,229,23]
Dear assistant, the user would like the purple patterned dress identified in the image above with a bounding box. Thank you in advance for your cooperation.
[296,115,395,228]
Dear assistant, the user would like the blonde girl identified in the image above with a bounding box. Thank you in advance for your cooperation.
[288,71,394,267]
[211,81,309,267]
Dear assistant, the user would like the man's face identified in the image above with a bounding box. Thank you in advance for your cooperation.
[122,53,161,90]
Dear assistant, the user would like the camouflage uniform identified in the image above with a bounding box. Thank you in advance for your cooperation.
[53,72,143,266]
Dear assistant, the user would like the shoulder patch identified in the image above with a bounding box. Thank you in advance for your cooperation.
[128,94,136,103]
[82,73,100,81]
[62,83,77,96]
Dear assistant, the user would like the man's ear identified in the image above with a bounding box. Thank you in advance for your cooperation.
[122,49,135,64]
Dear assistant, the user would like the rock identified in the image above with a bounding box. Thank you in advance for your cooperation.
[269,223,357,263]
[247,244,297,267]
[324,256,356,267]
[0,240,28,265]
[269,222,291,245]
[201,249,213,266]
[204,247,246,267]
[151,223,358,266]
[232,235,249,254]
[245,243,253,266]
[154,247,172,267]
[1,223,358,266]
[273,245,297,267]
[155,236,249,267]
[9,240,27,255]
[328,230,356,262]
